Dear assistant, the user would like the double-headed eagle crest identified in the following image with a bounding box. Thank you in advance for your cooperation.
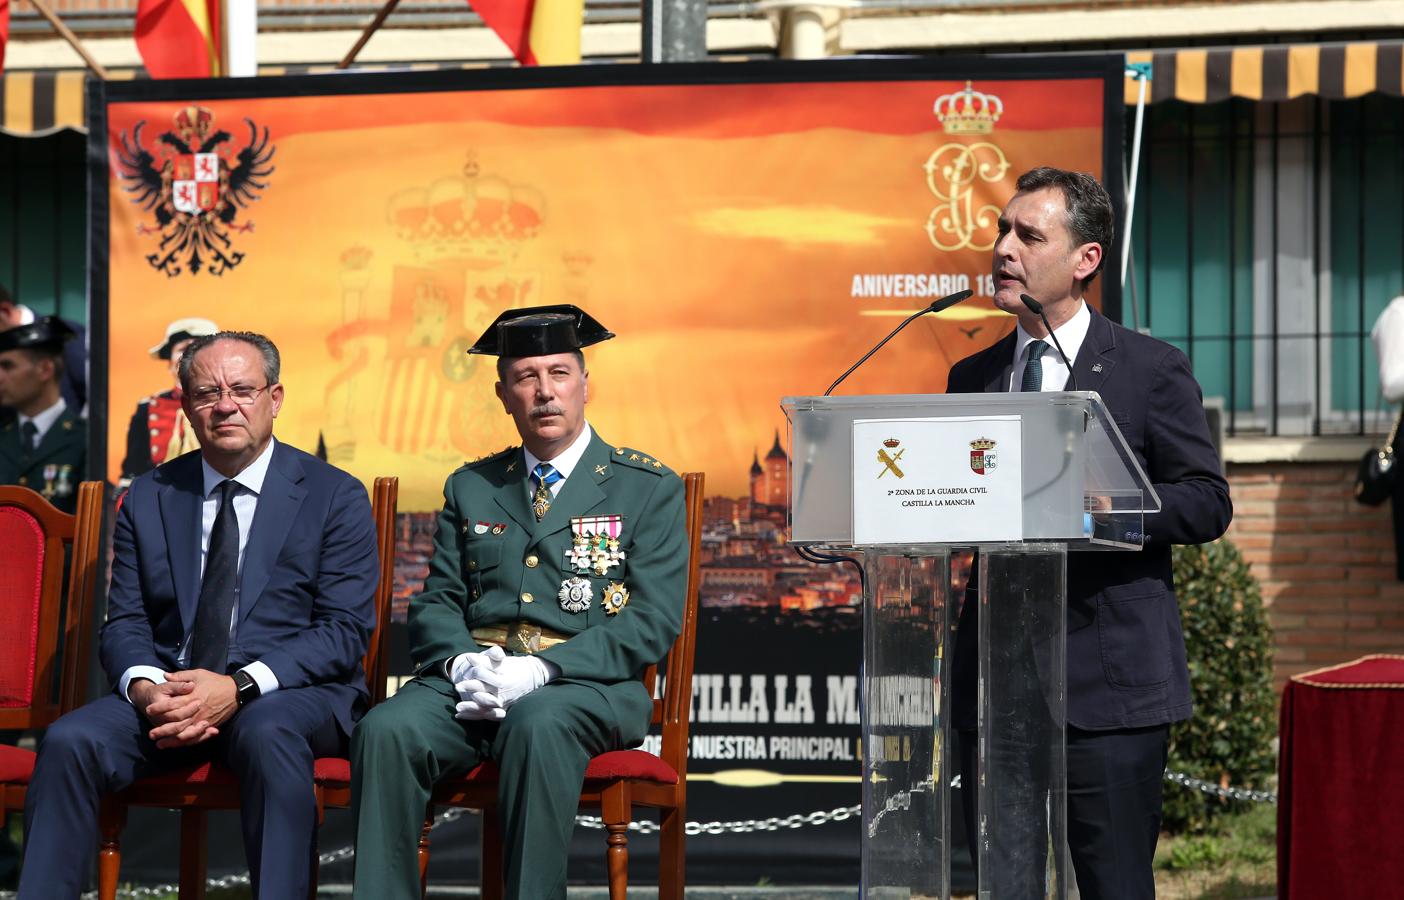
[117,105,275,277]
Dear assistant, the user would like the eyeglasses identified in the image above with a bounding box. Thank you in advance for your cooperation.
[189,385,272,409]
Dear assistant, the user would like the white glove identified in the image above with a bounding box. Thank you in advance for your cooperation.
[466,645,554,710]
[449,650,497,703]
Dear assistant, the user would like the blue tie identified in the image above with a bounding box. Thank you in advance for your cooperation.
[190,481,239,673]
[1021,340,1049,392]
[531,463,563,521]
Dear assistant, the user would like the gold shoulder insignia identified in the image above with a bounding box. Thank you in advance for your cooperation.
[465,445,519,469]
[615,448,671,475]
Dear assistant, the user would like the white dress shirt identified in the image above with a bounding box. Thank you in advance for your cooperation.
[17,397,66,446]
[522,421,593,498]
[1010,301,1092,392]
[120,439,282,702]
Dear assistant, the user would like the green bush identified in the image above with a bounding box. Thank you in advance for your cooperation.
[1164,539,1277,834]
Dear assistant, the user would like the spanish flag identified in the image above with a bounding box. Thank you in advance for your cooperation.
[0,0,10,73]
[136,0,223,78]
[469,0,584,66]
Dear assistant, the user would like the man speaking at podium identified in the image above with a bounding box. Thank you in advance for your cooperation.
[946,167,1232,898]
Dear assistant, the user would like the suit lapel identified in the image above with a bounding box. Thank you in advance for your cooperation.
[239,443,307,622]
[492,448,536,533]
[1071,308,1119,396]
[531,434,611,545]
[158,454,204,633]
[984,332,1018,393]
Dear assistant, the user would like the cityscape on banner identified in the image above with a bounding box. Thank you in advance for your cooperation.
[388,429,973,621]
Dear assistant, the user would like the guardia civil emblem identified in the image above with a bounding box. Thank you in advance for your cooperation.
[970,438,997,475]
[924,82,1009,252]
[877,438,905,480]
[116,105,275,276]
[558,577,593,614]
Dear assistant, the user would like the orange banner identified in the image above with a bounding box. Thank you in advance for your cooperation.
[102,73,1109,511]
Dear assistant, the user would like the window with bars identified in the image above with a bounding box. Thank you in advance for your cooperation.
[0,130,87,324]
[1127,94,1404,438]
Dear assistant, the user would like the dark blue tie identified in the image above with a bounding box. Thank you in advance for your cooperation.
[190,481,239,673]
[1021,340,1049,392]
[20,421,38,455]
[531,463,563,521]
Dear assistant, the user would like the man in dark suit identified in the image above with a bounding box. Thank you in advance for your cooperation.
[20,331,379,898]
[350,306,688,899]
[0,317,85,513]
[947,168,1232,899]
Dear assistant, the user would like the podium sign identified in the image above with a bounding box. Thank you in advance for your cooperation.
[851,416,1023,545]
[783,392,1158,900]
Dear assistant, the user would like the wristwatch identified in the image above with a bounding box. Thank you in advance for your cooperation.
[232,669,261,707]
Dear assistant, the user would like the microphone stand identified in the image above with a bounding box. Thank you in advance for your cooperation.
[1019,293,1078,391]
[824,289,973,396]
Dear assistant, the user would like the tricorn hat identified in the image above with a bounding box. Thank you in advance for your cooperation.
[0,316,76,356]
[467,304,614,358]
[150,317,218,359]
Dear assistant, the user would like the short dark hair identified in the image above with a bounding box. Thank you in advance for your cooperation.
[1014,167,1114,285]
[179,331,281,393]
[495,349,586,382]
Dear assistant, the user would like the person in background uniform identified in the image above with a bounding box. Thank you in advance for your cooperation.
[350,305,689,900]
[20,331,379,899]
[946,167,1232,899]
[0,317,85,513]
[121,317,219,485]
[0,285,87,415]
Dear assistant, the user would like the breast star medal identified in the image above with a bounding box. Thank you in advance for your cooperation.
[558,576,593,613]
[603,582,630,616]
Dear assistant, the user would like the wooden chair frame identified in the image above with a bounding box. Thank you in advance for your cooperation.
[0,482,106,814]
[96,476,399,900]
[423,471,704,900]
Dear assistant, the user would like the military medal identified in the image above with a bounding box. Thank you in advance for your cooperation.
[475,521,490,534]
[558,576,593,613]
[42,464,58,499]
[55,466,73,498]
[603,582,630,616]
[492,523,507,535]
[568,515,625,575]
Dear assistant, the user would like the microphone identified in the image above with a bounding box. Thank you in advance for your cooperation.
[824,290,973,396]
[1019,293,1078,392]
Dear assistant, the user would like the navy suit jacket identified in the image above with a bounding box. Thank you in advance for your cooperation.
[99,441,379,736]
[948,306,1232,731]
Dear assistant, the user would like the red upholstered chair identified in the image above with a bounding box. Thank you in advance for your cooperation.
[0,483,107,821]
[421,471,704,900]
[96,476,399,900]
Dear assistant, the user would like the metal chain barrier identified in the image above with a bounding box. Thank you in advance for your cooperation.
[24,767,1265,898]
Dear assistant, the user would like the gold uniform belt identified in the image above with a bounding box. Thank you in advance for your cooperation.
[472,622,570,655]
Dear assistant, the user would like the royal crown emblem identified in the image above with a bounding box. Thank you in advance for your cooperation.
[882,438,900,448]
[117,106,275,276]
[933,81,1003,135]
[386,152,544,269]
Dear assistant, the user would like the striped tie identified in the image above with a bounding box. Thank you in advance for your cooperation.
[531,463,563,521]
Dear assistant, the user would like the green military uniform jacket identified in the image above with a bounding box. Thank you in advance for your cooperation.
[409,428,688,722]
[0,406,86,514]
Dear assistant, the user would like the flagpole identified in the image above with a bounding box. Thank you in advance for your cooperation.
[338,0,404,69]
[22,0,110,79]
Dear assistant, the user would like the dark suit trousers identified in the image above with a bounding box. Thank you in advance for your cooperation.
[20,687,343,899]
[959,723,1169,899]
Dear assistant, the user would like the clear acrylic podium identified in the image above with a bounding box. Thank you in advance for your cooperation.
[781,392,1159,900]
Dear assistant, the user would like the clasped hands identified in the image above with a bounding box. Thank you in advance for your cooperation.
[451,645,551,721]
[129,669,240,749]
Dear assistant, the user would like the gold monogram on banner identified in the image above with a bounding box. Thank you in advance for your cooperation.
[923,81,1010,252]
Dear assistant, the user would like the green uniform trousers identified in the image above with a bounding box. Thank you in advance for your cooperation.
[350,674,650,899]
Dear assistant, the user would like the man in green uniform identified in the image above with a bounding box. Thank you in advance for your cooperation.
[0,316,85,513]
[351,305,689,899]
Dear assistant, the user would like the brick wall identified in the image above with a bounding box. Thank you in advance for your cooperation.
[1225,461,1404,689]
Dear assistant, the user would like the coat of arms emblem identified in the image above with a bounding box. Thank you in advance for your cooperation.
[970,437,997,475]
[116,105,275,276]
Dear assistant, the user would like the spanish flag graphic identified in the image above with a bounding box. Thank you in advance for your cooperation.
[136,0,222,78]
[470,0,584,66]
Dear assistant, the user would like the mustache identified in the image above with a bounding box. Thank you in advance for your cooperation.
[530,403,566,419]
